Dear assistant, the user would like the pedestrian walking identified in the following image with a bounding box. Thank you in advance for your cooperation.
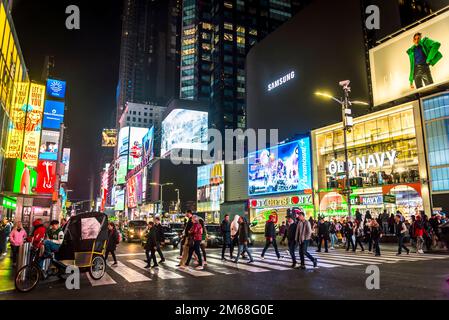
[230,215,240,259]
[355,209,362,223]
[381,210,389,235]
[105,222,119,266]
[316,216,329,253]
[395,214,410,255]
[178,210,193,259]
[329,219,338,250]
[295,211,317,269]
[199,219,207,266]
[186,215,204,270]
[0,218,12,256]
[144,222,158,268]
[220,214,232,260]
[344,219,355,251]
[9,221,27,265]
[364,218,372,252]
[234,216,254,264]
[353,220,365,252]
[261,213,282,260]
[154,217,166,263]
[370,219,382,256]
[279,221,287,245]
[413,214,425,254]
[285,216,298,268]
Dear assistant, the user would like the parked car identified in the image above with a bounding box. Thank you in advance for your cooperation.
[205,224,223,248]
[162,225,181,249]
[123,220,147,243]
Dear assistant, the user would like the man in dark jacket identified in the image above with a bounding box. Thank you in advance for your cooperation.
[220,214,231,260]
[234,216,254,264]
[285,216,298,268]
[144,222,158,268]
[179,210,193,258]
[154,217,165,263]
[316,217,329,253]
[261,213,281,260]
[344,220,355,251]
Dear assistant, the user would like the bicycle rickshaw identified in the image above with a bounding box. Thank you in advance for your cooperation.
[15,212,109,292]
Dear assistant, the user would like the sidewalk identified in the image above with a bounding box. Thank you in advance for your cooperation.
[0,249,15,293]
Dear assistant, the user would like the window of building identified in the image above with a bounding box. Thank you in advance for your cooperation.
[224,2,233,9]
[224,33,233,41]
[224,22,233,30]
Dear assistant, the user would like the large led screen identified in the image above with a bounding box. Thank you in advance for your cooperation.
[197,162,225,212]
[142,126,154,162]
[370,10,449,106]
[128,127,149,170]
[61,148,71,182]
[39,130,60,161]
[36,160,57,194]
[248,138,312,196]
[42,100,65,129]
[46,79,67,99]
[161,109,208,157]
[116,127,129,185]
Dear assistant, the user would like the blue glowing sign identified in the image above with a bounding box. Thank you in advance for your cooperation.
[248,137,312,196]
[46,79,66,99]
[43,100,65,129]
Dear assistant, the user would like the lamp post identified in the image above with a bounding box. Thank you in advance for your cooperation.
[175,189,180,212]
[150,182,173,214]
[315,81,368,217]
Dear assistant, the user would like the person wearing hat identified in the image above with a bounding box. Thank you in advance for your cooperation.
[261,211,282,260]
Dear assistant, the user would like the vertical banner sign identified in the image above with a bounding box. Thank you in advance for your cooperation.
[22,83,45,167]
[61,148,71,182]
[36,160,57,194]
[5,82,29,159]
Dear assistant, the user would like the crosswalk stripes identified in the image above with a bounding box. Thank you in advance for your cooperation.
[207,254,290,271]
[127,259,184,279]
[163,259,215,277]
[108,261,152,282]
[258,251,362,267]
[86,272,117,287]
[206,256,270,272]
[259,253,340,268]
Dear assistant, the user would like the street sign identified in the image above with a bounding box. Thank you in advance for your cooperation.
[383,194,396,204]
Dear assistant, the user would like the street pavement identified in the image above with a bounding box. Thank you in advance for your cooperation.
[1,241,449,300]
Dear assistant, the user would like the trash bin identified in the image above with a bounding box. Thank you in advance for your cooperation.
[17,242,31,271]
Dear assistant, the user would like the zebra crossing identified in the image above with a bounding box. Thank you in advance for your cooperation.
[80,249,449,288]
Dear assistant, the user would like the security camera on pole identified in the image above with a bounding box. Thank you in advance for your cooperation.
[315,80,369,217]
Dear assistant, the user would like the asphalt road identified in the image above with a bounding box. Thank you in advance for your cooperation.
[2,242,449,300]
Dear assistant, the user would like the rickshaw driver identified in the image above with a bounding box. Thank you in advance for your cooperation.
[44,220,64,257]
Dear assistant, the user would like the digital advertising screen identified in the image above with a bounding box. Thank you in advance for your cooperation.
[161,109,208,157]
[22,83,46,167]
[5,158,38,195]
[248,137,312,196]
[142,126,154,162]
[5,82,29,159]
[114,187,125,211]
[370,10,449,106]
[197,162,225,212]
[102,128,117,147]
[127,175,138,209]
[61,148,71,182]
[116,127,129,185]
[128,127,149,170]
[42,100,65,129]
[39,130,60,161]
[36,160,57,194]
[46,79,67,99]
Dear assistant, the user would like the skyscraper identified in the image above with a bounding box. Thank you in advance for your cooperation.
[180,0,309,133]
[116,0,181,126]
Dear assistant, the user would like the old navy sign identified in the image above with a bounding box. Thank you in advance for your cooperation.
[250,194,312,209]
[267,71,295,92]
[328,150,397,175]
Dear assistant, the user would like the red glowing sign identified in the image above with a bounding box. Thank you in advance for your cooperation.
[36,160,57,194]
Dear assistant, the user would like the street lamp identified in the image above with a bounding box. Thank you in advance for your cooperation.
[315,80,369,218]
[150,182,174,214]
[175,189,180,212]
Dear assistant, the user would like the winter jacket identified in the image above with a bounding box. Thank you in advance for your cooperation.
[183,218,193,237]
[317,221,330,238]
[413,220,424,238]
[407,37,443,84]
[295,220,312,244]
[231,215,240,238]
[238,220,250,244]
[343,222,353,236]
[144,228,157,250]
[107,229,119,251]
[9,228,27,246]
[190,222,203,241]
[371,226,382,240]
[47,227,64,245]
[31,224,46,249]
[285,222,297,244]
[220,220,231,244]
[155,224,165,243]
[264,221,276,238]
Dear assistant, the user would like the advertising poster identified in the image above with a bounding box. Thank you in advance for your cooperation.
[161,109,208,157]
[197,162,225,212]
[22,83,46,167]
[114,187,125,211]
[102,128,117,147]
[370,10,449,106]
[5,82,29,159]
[42,100,65,129]
[142,126,154,162]
[61,148,71,182]
[39,130,60,160]
[116,127,129,184]
[6,158,38,195]
[46,79,67,99]
[248,137,312,196]
[128,127,149,170]
[36,160,57,194]
[127,175,138,209]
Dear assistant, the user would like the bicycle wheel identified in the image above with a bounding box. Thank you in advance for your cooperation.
[15,264,41,293]
[89,255,106,280]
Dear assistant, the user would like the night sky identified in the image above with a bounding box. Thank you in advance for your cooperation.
[11,0,122,201]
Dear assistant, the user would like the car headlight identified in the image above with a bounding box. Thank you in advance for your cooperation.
[209,235,216,239]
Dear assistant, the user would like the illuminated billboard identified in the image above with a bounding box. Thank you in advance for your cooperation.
[116,127,129,185]
[128,127,149,170]
[127,175,138,209]
[42,100,65,129]
[46,79,67,99]
[114,186,125,211]
[36,160,57,194]
[39,130,60,161]
[22,83,46,167]
[248,138,312,196]
[61,148,71,182]
[102,129,117,147]
[5,82,29,159]
[197,162,225,212]
[4,158,37,195]
[161,109,208,157]
[370,10,449,106]
[142,126,154,162]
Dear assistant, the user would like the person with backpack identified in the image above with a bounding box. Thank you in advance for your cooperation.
[105,222,119,266]
[395,214,410,255]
